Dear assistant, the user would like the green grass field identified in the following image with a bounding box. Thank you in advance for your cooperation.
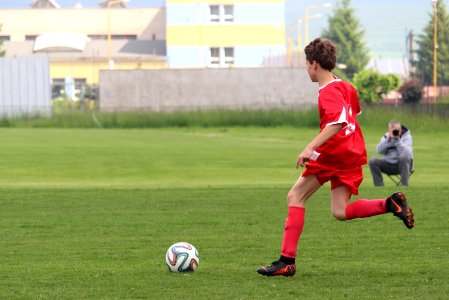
[1,127,448,299]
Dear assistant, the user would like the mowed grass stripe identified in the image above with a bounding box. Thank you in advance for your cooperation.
[0,128,311,189]
[0,127,447,188]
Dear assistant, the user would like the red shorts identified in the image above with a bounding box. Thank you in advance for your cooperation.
[302,162,364,196]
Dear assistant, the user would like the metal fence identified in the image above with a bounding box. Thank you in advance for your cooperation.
[0,57,51,117]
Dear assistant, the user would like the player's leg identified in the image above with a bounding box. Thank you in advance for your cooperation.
[330,185,351,220]
[287,173,321,207]
[331,184,414,229]
[257,175,321,277]
[334,186,388,221]
[281,174,321,257]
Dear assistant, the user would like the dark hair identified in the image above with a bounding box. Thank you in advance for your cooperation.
[304,38,337,71]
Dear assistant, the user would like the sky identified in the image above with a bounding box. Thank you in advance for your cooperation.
[286,0,436,59]
[0,0,445,59]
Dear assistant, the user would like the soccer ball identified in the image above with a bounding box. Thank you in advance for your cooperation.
[165,242,200,273]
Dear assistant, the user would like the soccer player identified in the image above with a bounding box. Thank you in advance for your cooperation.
[257,38,414,277]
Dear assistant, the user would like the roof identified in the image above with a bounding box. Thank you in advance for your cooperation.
[366,58,410,78]
[30,0,61,9]
[98,0,128,8]
[4,40,166,61]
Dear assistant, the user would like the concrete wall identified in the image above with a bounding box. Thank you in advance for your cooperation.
[0,57,51,117]
[99,68,318,111]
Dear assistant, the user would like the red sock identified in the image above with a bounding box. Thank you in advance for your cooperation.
[281,206,305,258]
[345,199,387,220]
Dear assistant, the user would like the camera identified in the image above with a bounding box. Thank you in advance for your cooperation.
[392,129,400,136]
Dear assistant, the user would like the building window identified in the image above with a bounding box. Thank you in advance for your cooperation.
[74,78,87,89]
[112,35,137,40]
[88,35,107,40]
[224,47,234,66]
[51,78,65,99]
[209,47,234,68]
[223,5,234,23]
[88,34,137,40]
[0,36,10,41]
[25,35,38,41]
[209,4,234,23]
[209,5,220,22]
[210,47,220,66]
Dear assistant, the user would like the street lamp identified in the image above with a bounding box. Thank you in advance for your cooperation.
[287,36,294,67]
[304,2,332,45]
[297,18,303,64]
[297,14,322,65]
[304,13,323,46]
[432,0,438,102]
[107,0,129,70]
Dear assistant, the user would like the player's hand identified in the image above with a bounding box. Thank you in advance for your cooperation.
[296,156,308,168]
[296,147,313,168]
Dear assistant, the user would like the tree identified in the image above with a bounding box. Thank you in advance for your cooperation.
[413,0,449,87]
[352,70,400,104]
[399,78,423,104]
[321,0,370,80]
[0,24,5,57]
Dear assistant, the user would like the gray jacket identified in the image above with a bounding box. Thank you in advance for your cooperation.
[376,125,413,164]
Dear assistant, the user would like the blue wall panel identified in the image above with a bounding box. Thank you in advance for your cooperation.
[235,3,284,24]
[168,46,202,68]
[167,4,206,25]
[234,45,286,67]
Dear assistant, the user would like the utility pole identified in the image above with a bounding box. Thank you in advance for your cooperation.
[433,0,438,102]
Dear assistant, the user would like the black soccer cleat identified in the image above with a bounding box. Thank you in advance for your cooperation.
[386,192,414,229]
[257,260,296,277]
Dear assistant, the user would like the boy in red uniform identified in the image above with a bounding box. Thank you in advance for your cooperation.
[257,38,414,277]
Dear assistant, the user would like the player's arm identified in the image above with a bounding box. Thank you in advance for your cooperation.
[296,123,343,168]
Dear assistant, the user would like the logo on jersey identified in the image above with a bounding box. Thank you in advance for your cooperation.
[345,104,356,136]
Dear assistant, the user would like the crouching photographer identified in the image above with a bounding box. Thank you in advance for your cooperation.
[369,120,414,186]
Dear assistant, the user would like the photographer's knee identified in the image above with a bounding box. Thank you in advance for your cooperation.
[398,155,411,166]
[369,157,378,167]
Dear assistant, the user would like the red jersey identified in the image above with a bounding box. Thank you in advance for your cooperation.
[309,79,367,170]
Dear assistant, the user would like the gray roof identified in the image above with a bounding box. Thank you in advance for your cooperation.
[30,0,61,9]
[4,40,166,61]
[366,58,410,78]
[119,40,166,56]
[98,0,127,8]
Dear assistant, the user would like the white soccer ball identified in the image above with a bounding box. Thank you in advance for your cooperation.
[165,242,200,273]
